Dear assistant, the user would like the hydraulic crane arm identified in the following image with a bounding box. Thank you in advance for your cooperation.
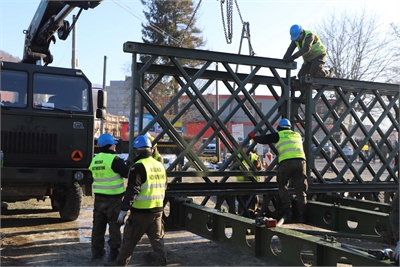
[22,0,103,65]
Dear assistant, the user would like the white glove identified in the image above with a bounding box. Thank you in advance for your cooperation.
[394,241,400,264]
[117,210,128,224]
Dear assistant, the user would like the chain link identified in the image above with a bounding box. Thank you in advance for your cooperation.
[220,0,233,44]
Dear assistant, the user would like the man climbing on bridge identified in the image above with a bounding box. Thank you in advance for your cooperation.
[283,24,332,104]
[248,118,308,223]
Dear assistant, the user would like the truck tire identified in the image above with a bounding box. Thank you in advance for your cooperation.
[50,196,60,211]
[59,182,82,222]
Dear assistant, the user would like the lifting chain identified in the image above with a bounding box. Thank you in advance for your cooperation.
[219,0,255,55]
[220,0,233,44]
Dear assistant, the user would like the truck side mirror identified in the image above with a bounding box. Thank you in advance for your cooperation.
[96,108,105,119]
[97,90,107,109]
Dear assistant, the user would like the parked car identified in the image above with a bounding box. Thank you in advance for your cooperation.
[311,143,334,158]
[342,145,354,159]
[202,138,217,155]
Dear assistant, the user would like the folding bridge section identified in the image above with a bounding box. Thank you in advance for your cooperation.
[122,41,398,202]
[121,42,399,266]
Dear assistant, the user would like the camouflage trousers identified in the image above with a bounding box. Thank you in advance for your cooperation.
[298,54,330,78]
[91,196,122,255]
[116,211,166,266]
[390,189,399,242]
[277,159,308,215]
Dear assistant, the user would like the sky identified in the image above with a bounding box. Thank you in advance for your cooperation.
[1,0,399,90]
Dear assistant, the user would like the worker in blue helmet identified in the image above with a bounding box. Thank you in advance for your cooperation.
[248,118,308,223]
[283,24,332,104]
[89,133,129,263]
[116,135,167,266]
[236,140,263,218]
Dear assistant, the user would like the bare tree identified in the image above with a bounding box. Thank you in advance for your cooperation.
[314,8,399,82]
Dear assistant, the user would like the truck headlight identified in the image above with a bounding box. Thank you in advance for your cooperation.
[74,171,84,181]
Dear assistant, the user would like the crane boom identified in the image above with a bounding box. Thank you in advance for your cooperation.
[22,0,103,65]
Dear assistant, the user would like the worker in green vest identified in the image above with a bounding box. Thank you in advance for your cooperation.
[283,24,332,104]
[116,135,168,266]
[236,141,262,218]
[89,133,129,263]
[248,118,308,223]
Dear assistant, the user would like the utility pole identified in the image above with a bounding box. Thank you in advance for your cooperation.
[100,55,107,134]
[71,15,77,69]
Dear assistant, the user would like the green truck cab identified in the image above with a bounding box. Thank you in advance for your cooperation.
[1,61,103,221]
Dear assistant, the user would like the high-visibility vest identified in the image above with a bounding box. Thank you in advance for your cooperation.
[132,157,167,209]
[276,130,306,163]
[295,30,326,63]
[89,153,124,195]
[236,152,261,182]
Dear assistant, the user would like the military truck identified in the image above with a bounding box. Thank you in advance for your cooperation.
[0,0,104,221]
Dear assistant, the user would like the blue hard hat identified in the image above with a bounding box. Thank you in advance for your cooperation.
[278,118,291,129]
[97,133,117,147]
[133,135,152,150]
[290,24,302,41]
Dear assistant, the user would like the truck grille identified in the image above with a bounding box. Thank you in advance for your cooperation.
[1,131,57,155]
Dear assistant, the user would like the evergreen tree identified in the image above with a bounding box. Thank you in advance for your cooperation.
[138,0,206,118]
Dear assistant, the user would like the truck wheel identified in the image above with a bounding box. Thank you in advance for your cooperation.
[59,182,82,221]
[50,196,60,211]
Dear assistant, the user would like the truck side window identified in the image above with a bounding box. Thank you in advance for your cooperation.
[0,70,28,108]
[33,73,90,112]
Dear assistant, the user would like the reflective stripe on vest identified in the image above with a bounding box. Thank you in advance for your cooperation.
[89,153,125,195]
[295,30,326,63]
[276,130,306,163]
[236,152,260,182]
[132,157,166,209]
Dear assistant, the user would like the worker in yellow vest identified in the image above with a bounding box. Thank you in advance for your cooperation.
[283,24,332,104]
[236,141,262,218]
[249,118,308,223]
[89,133,129,263]
[116,135,168,266]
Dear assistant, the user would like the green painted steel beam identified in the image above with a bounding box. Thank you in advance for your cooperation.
[170,201,393,266]
[306,201,392,237]
[124,41,297,70]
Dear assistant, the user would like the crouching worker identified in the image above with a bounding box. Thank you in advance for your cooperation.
[115,135,168,266]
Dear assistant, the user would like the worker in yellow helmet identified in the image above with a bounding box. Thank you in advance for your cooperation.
[236,141,262,218]
[146,133,163,164]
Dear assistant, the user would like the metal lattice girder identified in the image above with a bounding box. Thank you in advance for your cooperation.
[293,76,399,191]
[305,201,392,237]
[123,42,398,211]
[172,202,392,266]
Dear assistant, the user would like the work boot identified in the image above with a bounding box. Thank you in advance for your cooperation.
[91,249,105,260]
[104,248,119,265]
[280,209,292,223]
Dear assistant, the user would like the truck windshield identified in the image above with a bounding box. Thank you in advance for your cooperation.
[0,70,28,108]
[33,73,90,112]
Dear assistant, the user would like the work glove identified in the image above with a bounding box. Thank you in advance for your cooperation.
[248,132,255,139]
[117,210,128,224]
[394,241,400,265]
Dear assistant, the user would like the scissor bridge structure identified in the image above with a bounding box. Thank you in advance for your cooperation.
[123,42,399,266]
